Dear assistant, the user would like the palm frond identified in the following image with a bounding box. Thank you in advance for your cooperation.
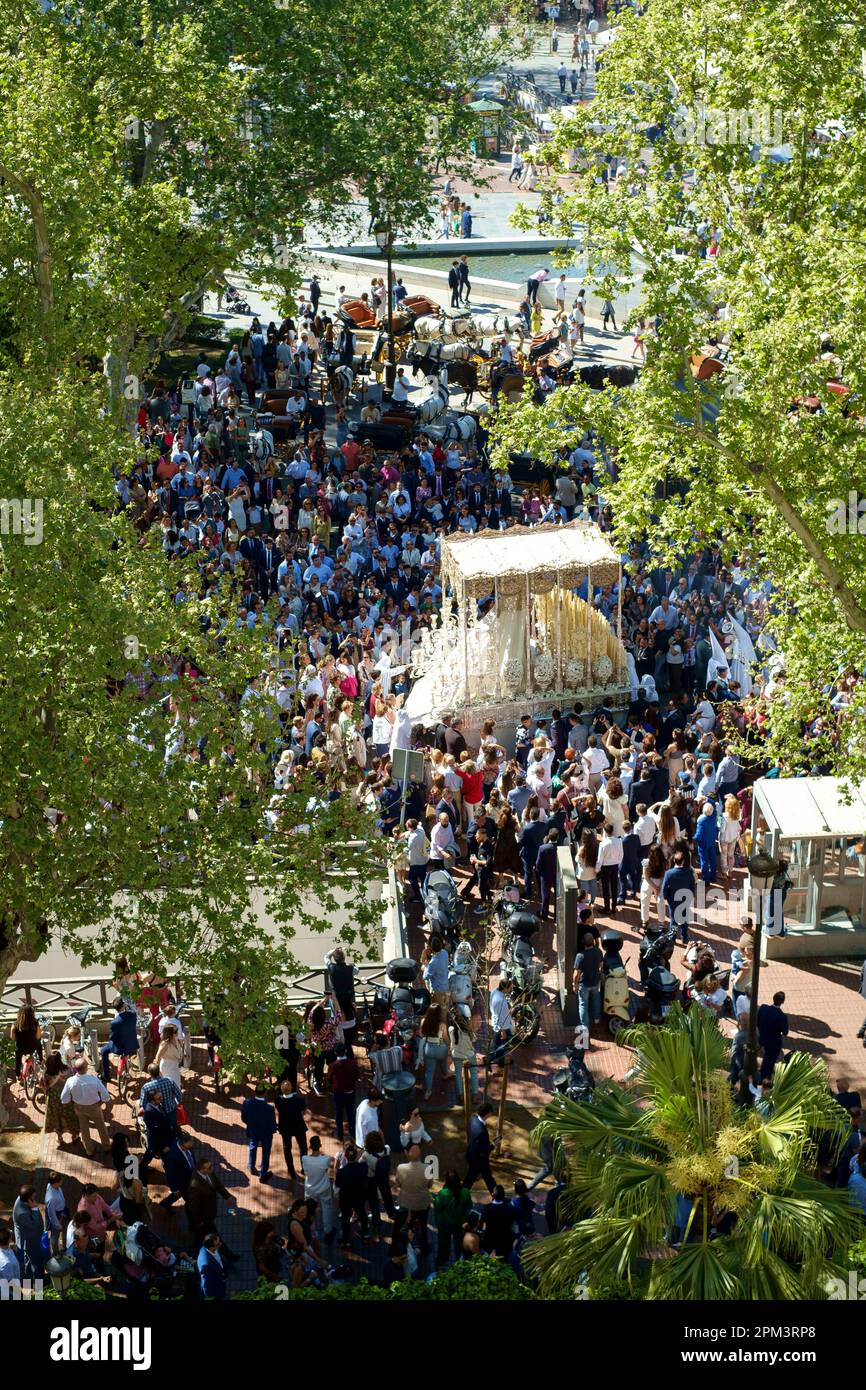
[532,1088,665,1159]
[758,1052,851,1160]
[649,1239,740,1301]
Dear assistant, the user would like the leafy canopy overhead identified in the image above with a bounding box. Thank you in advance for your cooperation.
[0,0,517,1059]
[496,0,866,774]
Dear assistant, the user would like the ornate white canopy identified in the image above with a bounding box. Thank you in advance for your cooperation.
[441,519,622,602]
[405,520,627,728]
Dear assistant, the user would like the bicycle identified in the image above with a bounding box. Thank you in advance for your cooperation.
[21,1015,53,1105]
[62,1003,100,1068]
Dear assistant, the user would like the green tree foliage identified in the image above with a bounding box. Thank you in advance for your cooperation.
[495,0,866,773]
[0,0,511,381]
[0,0,517,1056]
[523,1006,857,1300]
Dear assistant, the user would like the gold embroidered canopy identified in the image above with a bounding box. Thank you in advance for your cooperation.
[441,520,621,601]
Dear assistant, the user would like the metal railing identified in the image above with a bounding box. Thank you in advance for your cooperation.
[1,962,402,1028]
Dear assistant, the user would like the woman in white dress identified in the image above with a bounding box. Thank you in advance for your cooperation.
[156,1024,184,1092]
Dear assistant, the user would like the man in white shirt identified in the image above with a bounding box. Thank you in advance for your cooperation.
[633,805,657,855]
[429,811,456,865]
[489,976,514,1063]
[553,274,568,321]
[391,368,410,404]
[60,1059,111,1156]
[596,823,624,915]
[355,1091,385,1148]
[581,735,610,791]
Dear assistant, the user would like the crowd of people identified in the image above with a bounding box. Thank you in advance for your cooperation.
[5,0,866,1301]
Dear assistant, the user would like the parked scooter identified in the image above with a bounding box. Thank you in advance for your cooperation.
[638,924,677,986]
[449,940,478,1017]
[600,929,631,1037]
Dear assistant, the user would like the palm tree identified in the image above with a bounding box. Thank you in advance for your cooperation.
[525,1005,858,1299]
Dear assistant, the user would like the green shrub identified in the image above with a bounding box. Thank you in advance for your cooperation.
[230,1262,533,1302]
[43,1278,107,1301]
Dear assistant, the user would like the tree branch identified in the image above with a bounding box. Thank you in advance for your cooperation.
[0,165,54,327]
[682,414,866,636]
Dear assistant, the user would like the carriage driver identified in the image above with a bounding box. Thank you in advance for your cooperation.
[391,367,411,405]
[490,337,517,405]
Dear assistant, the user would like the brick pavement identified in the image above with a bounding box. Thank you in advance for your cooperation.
[13,866,865,1295]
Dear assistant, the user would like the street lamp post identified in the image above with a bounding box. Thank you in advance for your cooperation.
[744,847,781,1086]
[374,222,396,392]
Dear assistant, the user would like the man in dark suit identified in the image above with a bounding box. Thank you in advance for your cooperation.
[186,1158,237,1256]
[258,533,279,599]
[757,991,789,1081]
[519,809,548,901]
[628,765,656,818]
[274,1078,308,1179]
[139,1093,176,1184]
[464,1102,496,1194]
[434,788,459,833]
[619,821,643,904]
[491,481,512,518]
[834,1077,862,1113]
[159,1132,197,1209]
[467,482,485,518]
[197,1232,228,1300]
[448,261,461,309]
[833,1107,866,1186]
[550,707,570,762]
[441,718,468,760]
[536,829,561,920]
[241,1084,278,1182]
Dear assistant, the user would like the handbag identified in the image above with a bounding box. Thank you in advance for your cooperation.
[176,1102,189,1126]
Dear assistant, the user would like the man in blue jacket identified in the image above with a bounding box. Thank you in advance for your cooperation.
[694,800,719,884]
[662,849,696,943]
[197,1232,228,1299]
[618,820,643,904]
[241,1084,277,1182]
[757,991,789,1082]
[100,997,138,1083]
[159,1132,197,1209]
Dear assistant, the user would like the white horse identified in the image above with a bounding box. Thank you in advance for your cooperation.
[327,364,354,405]
[413,314,446,341]
[426,412,478,442]
[415,381,450,423]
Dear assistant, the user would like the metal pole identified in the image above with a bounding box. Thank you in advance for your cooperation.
[495,1056,510,1155]
[744,914,763,1085]
[525,572,532,701]
[585,563,593,686]
[463,1061,472,1141]
[616,560,623,681]
[385,230,396,392]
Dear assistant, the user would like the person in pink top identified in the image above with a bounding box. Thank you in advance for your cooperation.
[526,268,549,304]
[77,1184,116,1242]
